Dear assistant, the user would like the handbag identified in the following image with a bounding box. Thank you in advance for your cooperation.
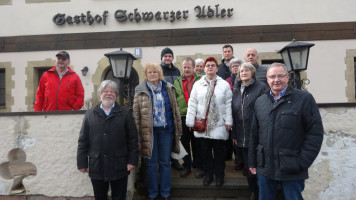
[192,80,216,132]
[193,118,207,132]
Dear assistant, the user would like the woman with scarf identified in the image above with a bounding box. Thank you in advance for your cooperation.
[226,58,243,91]
[133,63,182,200]
[186,57,232,187]
[231,62,268,200]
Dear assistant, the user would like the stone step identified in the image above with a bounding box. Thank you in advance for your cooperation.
[171,177,250,199]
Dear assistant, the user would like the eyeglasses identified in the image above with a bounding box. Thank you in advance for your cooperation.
[231,65,240,68]
[267,74,288,79]
[103,90,115,94]
[205,64,216,68]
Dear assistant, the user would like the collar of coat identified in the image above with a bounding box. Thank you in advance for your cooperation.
[266,85,294,102]
[135,80,175,93]
[160,62,178,71]
[93,102,123,116]
[199,75,223,86]
[236,77,256,88]
[48,66,75,74]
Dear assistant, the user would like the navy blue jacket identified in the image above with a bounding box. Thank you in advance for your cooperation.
[248,86,324,180]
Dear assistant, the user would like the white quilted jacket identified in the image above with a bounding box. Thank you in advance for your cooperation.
[186,76,232,140]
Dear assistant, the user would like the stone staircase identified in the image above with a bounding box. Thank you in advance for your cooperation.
[170,160,251,200]
[171,177,250,199]
[133,159,259,200]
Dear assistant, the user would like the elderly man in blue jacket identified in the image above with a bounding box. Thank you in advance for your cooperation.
[248,63,324,200]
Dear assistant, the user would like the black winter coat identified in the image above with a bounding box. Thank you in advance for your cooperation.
[77,103,138,181]
[248,87,324,181]
[231,78,268,148]
[160,63,181,84]
[217,59,231,80]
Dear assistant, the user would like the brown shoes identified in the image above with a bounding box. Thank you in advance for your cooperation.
[162,197,171,200]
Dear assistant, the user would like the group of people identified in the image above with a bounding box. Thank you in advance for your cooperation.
[35,47,324,200]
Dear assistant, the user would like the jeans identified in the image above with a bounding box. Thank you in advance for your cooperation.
[146,127,173,198]
[90,176,128,200]
[257,174,305,200]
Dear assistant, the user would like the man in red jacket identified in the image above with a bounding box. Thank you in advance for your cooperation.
[34,51,84,111]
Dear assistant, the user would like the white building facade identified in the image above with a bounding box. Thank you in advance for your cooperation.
[0,0,356,199]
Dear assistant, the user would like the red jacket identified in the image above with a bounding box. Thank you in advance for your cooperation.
[34,66,84,111]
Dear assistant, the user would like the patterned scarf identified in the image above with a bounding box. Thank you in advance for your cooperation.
[147,81,166,127]
[203,76,220,136]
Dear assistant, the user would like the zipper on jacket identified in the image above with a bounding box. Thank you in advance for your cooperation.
[241,92,246,147]
[56,78,62,110]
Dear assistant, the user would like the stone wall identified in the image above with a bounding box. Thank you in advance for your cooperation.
[304,106,356,200]
[0,106,356,199]
[0,111,136,199]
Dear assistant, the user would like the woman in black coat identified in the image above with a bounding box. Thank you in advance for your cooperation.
[77,80,138,200]
[231,62,268,200]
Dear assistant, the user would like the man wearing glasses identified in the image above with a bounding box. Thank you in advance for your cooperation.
[34,51,84,111]
[248,62,324,200]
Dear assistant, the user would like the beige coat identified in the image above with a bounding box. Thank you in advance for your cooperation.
[133,81,182,158]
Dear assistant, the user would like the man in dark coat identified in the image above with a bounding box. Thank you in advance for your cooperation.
[77,80,138,200]
[159,47,183,171]
[217,44,235,162]
[248,63,324,200]
[217,44,234,80]
[160,47,181,84]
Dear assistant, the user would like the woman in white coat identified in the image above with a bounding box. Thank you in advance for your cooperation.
[186,57,232,187]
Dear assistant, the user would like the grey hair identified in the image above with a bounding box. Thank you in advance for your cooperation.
[182,57,195,66]
[237,62,256,78]
[229,58,243,70]
[97,80,118,98]
[267,62,288,74]
[195,58,204,65]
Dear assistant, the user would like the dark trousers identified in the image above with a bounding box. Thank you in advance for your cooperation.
[201,138,226,179]
[224,131,234,160]
[192,136,203,169]
[181,116,200,169]
[241,147,258,194]
[91,176,128,200]
[235,146,244,164]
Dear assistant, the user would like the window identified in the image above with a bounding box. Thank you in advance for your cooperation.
[261,59,284,69]
[0,69,5,108]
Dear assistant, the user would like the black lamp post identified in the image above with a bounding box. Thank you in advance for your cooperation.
[278,40,315,89]
[104,49,136,106]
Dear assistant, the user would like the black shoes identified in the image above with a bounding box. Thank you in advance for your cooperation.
[215,178,224,187]
[234,163,244,170]
[249,192,258,200]
[203,176,213,186]
[180,168,191,177]
[171,160,183,171]
[195,168,204,178]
